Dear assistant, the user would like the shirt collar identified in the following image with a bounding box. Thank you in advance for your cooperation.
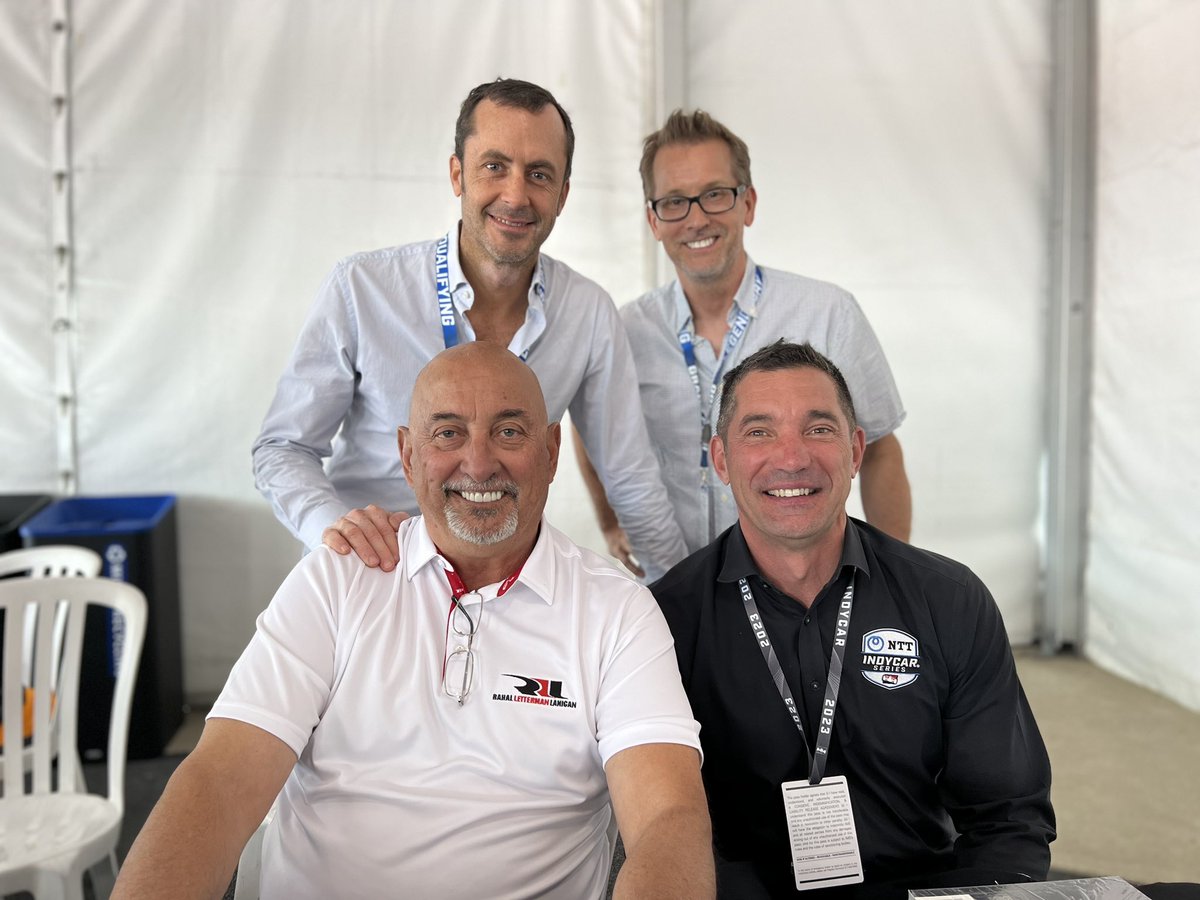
[446,222,470,295]
[716,518,869,586]
[404,514,556,605]
[670,252,761,334]
[731,253,762,316]
[445,222,547,313]
[669,280,693,334]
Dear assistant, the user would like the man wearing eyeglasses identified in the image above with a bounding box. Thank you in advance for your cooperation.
[114,343,714,900]
[574,110,911,575]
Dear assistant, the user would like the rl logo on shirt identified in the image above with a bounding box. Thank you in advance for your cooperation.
[860,628,921,690]
[491,674,579,709]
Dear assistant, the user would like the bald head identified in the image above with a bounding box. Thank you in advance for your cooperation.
[401,343,559,564]
[411,342,548,428]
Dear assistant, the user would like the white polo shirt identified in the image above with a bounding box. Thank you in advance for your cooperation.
[210,516,701,900]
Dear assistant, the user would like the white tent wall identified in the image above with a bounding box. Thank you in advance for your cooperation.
[0,2,58,489]
[684,0,1053,639]
[0,1,1195,711]
[1086,1,1200,712]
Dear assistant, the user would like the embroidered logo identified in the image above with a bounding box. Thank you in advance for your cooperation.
[860,628,920,690]
[492,674,578,708]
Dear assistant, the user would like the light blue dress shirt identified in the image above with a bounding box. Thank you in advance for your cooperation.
[253,224,687,580]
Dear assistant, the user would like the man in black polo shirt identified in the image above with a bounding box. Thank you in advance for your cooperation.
[653,341,1054,899]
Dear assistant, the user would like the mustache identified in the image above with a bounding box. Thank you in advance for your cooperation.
[485,202,536,223]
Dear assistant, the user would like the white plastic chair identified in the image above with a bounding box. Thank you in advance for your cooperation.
[0,576,147,900]
[0,545,103,796]
[0,545,104,686]
[0,545,102,580]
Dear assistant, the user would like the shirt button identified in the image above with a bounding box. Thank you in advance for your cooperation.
[810,680,821,690]
[803,616,811,625]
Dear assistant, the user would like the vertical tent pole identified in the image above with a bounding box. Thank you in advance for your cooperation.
[1042,0,1097,652]
[49,0,77,496]
[643,0,688,291]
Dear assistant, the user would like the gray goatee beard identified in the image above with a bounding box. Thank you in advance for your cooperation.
[443,479,520,546]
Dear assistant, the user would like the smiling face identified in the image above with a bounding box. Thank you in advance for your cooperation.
[401,344,560,569]
[450,98,570,273]
[712,366,865,558]
[647,138,756,293]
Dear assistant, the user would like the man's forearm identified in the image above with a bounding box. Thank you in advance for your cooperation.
[614,802,716,900]
[572,424,685,578]
[951,785,1054,882]
[569,425,646,575]
[607,743,715,900]
[570,425,621,532]
[252,441,349,548]
[860,432,912,541]
[953,825,1053,882]
[113,720,295,900]
[113,755,256,899]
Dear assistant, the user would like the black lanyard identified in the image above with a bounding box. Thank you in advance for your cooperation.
[738,572,855,784]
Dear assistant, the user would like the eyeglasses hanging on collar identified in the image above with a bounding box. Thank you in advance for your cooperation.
[438,559,524,706]
[442,591,483,706]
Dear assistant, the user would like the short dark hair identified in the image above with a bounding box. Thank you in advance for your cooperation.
[716,340,857,439]
[640,109,752,199]
[454,78,575,181]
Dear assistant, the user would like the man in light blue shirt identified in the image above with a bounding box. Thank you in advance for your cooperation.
[253,78,687,580]
[575,110,911,570]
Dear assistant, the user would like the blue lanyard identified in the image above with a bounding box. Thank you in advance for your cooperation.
[434,233,457,349]
[435,232,536,361]
[677,266,762,469]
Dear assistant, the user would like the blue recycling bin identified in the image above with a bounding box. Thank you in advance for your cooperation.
[20,494,183,760]
[0,494,52,552]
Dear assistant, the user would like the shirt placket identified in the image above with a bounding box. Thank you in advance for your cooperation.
[795,601,828,755]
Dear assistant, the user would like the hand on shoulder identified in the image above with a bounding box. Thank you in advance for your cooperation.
[322,505,409,571]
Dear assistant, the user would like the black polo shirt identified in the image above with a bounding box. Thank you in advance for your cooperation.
[652,519,1054,899]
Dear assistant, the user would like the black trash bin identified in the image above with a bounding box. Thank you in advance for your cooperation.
[20,494,184,760]
[0,494,53,553]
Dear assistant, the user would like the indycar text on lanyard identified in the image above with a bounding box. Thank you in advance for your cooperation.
[739,571,855,785]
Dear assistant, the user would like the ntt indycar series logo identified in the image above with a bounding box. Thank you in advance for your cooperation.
[492,675,578,709]
[860,628,920,690]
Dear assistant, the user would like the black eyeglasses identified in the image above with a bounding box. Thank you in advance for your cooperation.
[442,593,483,706]
[647,184,747,222]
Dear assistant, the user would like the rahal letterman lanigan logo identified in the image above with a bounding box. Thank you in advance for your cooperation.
[860,628,920,690]
[492,674,578,709]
